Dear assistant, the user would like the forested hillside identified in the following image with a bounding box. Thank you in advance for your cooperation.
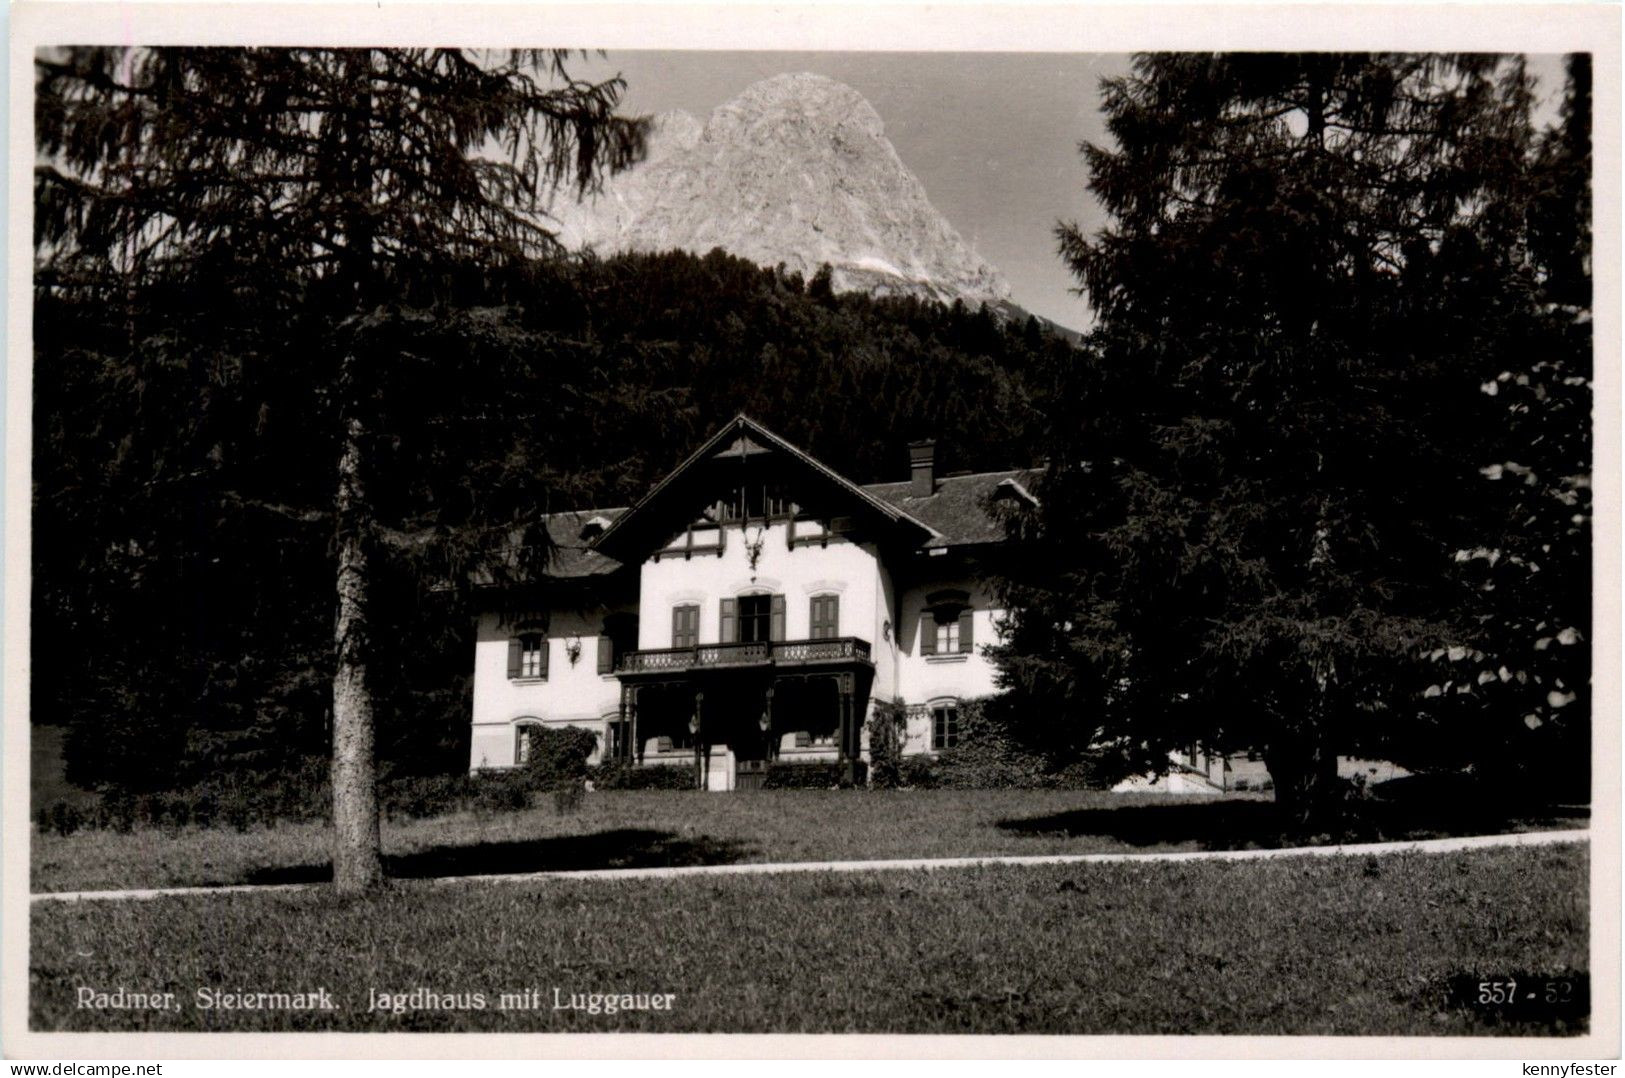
[33,246,1075,792]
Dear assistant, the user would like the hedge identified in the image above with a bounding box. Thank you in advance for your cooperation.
[762,760,846,789]
[590,762,697,790]
[35,726,603,835]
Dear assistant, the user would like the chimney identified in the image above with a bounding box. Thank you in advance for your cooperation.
[908,440,937,497]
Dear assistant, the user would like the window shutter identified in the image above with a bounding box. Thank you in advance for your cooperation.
[958,608,974,653]
[770,594,786,641]
[795,730,811,748]
[672,606,685,647]
[811,595,839,639]
[919,613,937,656]
[537,637,550,679]
[721,598,737,643]
[597,635,613,674]
[507,637,522,678]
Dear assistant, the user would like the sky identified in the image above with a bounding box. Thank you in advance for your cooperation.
[575,52,1570,331]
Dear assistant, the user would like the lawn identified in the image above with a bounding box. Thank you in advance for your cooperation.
[30,843,1588,1035]
[30,787,1587,894]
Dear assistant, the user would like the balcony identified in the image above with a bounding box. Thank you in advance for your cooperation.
[617,636,872,677]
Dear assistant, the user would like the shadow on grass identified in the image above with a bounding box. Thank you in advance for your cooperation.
[997,778,1590,851]
[245,828,754,886]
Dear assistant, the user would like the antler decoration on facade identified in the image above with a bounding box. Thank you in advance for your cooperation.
[745,525,767,577]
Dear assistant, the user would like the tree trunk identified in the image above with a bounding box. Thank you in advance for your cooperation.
[331,398,383,893]
[1264,723,1341,837]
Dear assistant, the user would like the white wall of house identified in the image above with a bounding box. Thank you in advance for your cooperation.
[468,605,634,771]
[894,575,1004,755]
[637,520,887,651]
[469,540,1015,769]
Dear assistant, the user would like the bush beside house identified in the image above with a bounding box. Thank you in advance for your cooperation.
[35,726,602,835]
[889,697,1132,790]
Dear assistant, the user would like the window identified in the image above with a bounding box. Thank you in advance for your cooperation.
[739,594,772,643]
[600,614,638,674]
[919,592,974,657]
[507,632,548,680]
[809,594,840,639]
[931,704,959,750]
[672,604,700,649]
[792,729,836,749]
[605,715,630,761]
[724,594,785,643]
[709,483,797,524]
[514,722,541,765]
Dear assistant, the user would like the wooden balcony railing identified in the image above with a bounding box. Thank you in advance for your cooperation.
[617,636,871,675]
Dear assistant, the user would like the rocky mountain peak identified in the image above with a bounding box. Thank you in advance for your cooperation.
[548,73,1014,310]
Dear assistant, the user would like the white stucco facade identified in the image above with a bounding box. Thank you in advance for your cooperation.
[467,416,1030,778]
[468,604,635,770]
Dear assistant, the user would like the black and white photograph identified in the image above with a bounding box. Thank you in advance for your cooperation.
[5,1,1617,1060]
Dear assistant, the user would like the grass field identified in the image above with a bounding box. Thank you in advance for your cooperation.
[30,787,1587,894]
[30,842,1588,1035]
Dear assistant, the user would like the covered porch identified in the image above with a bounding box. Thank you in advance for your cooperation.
[611,638,874,789]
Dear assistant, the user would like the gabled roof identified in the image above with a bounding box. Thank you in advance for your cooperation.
[538,507,630,577]
[495,419,1037,581]
[862,468,1041,549]
[471,508,631,586]
[591,414,938,562]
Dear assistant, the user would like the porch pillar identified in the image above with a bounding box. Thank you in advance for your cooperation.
[762,684,776,761]
[617,684,629,764]
[837,673,861,787]
[834,673,852,779]
[629,686,642,765]
[692,690,705,790]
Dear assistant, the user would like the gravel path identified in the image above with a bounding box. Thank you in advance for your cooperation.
[30,827,1589,904]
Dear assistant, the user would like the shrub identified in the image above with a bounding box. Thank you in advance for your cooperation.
[552,782,585,815]
[912,697,1128,790]
[382,774,476,820]
[520,725,598,790]
[763,760,845,789]
[38,801,86,836]
[897,756,937,789]
[102,791,137,833]
[590,762,696,790]
[866,698,908,789]
[469,770,532,815]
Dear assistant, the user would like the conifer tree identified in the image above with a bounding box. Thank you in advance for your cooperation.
[994,54,1573,830]
[35,47,646,891]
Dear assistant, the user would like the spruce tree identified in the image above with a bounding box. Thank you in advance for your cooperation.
[995,54,1569,830]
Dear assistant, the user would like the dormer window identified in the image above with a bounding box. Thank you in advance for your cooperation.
[579,515,614,543]
[990,477,1039,507]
